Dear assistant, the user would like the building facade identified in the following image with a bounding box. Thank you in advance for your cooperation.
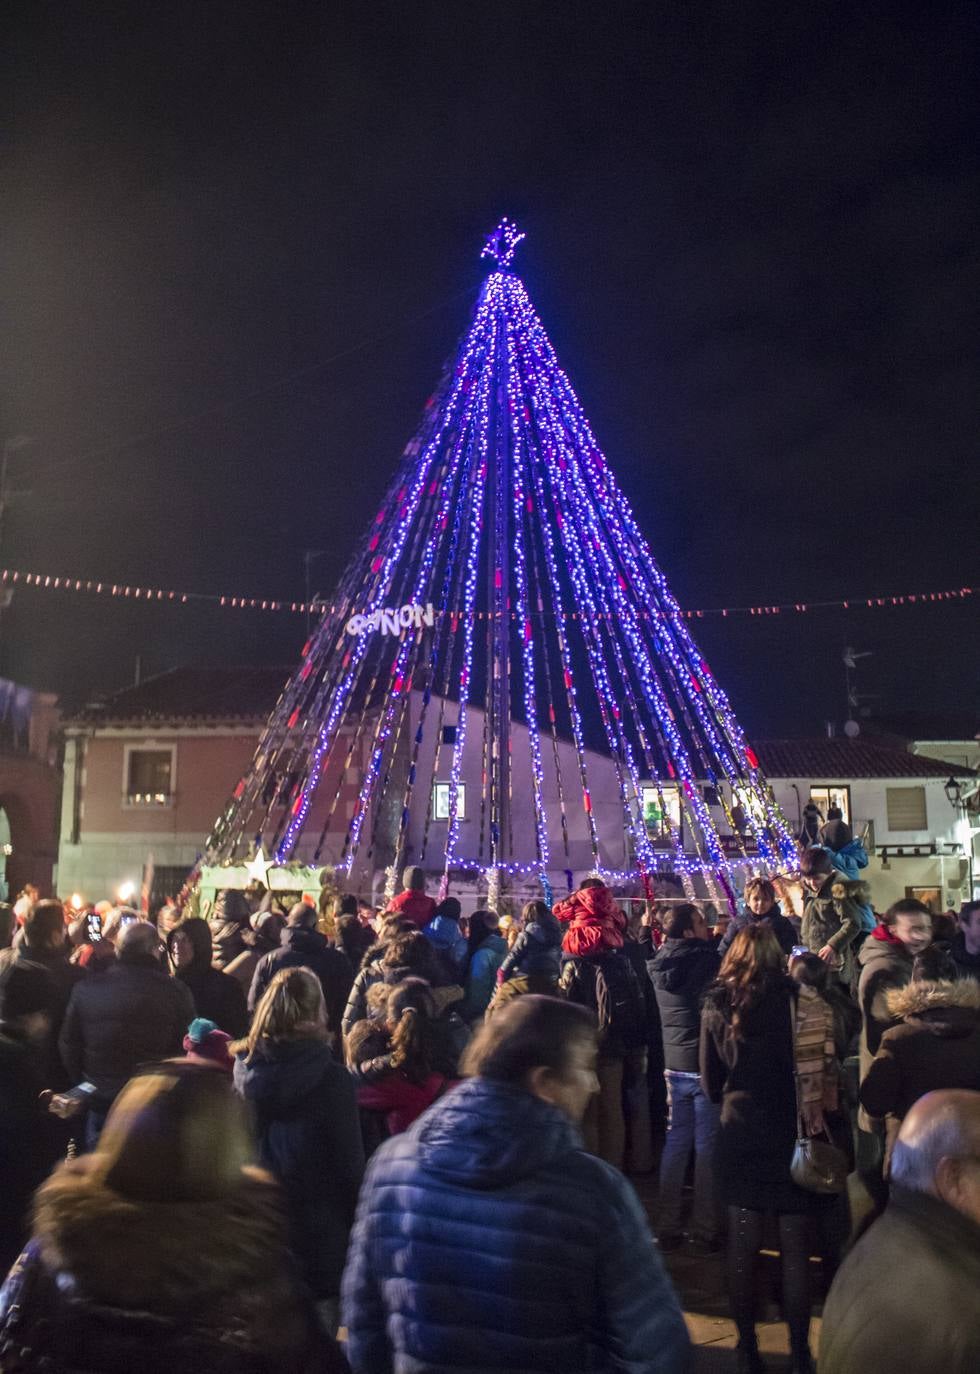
[55,667,978,910]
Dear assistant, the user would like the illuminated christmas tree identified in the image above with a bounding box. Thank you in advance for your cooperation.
[206,221,797,904]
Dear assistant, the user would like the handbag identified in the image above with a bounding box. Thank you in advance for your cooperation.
[789,999,849,1195]
[790,1133,849,1195]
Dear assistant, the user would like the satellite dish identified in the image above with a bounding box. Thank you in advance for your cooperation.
[843,719,861,738]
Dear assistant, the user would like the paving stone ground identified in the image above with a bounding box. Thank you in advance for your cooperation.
[631,1171,828,1371]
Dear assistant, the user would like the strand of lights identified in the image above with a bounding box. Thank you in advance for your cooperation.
[503,308,550,872]
[444,279,501,870]
[214,383,456,858]
[275,284,500,863]
[511,287,677,874]
[509,273,783,873]
[511,278,710,872]
[2,567,972,619]
[342,288,499,871]
[525,515,573,863]
[526,277,762,879]
[447,855,772,880]
[389,392,478,873]
[286,317,490,864]
[508,297,658,875]
[499,274,601,866]
[546,353,799,864]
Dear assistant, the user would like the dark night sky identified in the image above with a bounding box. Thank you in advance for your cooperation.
[2,0,978,736]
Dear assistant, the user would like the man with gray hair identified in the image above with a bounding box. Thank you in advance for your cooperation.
[820,1089,980,1373]
[59,919,194,1147]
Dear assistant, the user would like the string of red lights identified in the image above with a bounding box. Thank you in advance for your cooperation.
[1,566,973,620]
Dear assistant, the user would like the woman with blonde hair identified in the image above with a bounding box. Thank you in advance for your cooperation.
[701,925,834,1374]
[0,1066,344,1371]
[233,967,363,1335]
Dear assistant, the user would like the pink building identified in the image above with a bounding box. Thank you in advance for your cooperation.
[57,666,977,911]
[57,668,292,903]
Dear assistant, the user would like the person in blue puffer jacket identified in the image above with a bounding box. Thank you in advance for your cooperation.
[341,994,691,1374]
[458,909,508,1022]
[422,896,468,973]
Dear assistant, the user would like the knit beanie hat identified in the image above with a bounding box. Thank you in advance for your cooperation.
[182,1017,233,1071]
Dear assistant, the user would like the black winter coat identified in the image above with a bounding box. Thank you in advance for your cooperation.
[860,977,980,1169]
[947,931,980,983]
[234,1037,364,1299]
[341,1077,691,1374]
[820,1187,980,1374]
[341,947,386,1042]
[623,936,664,1071]
[717,903,798,958]
[249,929,353,1036]
[648,938,721,1073]
[498,909,562,981]
[701,976,810,1212]
[169,919,248,1039]
[58,958,195,1101]
[177,965,248,1039]
[0,1028,62,1273]
[559,949,648,1056]
[0,945,83,1088]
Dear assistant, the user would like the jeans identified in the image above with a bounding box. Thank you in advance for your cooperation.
[658,1070,721,1240]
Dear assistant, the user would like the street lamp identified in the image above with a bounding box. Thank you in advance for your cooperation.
[945,777,963,808]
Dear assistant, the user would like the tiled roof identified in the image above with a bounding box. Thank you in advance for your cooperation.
[68,668,976,780]
[754,738,975,780]
[73,666,290,724]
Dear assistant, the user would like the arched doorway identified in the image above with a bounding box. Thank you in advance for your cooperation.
[0,760,60,898]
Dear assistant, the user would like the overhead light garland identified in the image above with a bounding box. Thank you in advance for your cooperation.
[1,566,973,619]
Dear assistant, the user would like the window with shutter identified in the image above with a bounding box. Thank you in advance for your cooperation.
[885,786,927,831]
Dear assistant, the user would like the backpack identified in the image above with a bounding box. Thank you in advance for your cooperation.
[593,952,647,1051]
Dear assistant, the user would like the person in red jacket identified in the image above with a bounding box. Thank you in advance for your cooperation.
[554,877,626,957]
[384,866,438,929]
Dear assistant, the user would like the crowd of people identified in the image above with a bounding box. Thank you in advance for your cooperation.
[0,848,978,1372]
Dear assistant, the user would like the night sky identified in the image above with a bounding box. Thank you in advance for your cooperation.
[2,1,978,737]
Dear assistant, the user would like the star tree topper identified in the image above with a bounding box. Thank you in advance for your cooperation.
[480,216,525,270]
[246,846,272,887]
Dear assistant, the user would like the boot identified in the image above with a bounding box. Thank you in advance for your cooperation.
[735,1342,765,1374]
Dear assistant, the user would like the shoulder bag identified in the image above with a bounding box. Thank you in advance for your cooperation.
[789,997,848,1195]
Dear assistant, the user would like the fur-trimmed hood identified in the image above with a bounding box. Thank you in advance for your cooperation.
[33,1157,287,1313]
[830,877,872,904]
[887,978,980,1020]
